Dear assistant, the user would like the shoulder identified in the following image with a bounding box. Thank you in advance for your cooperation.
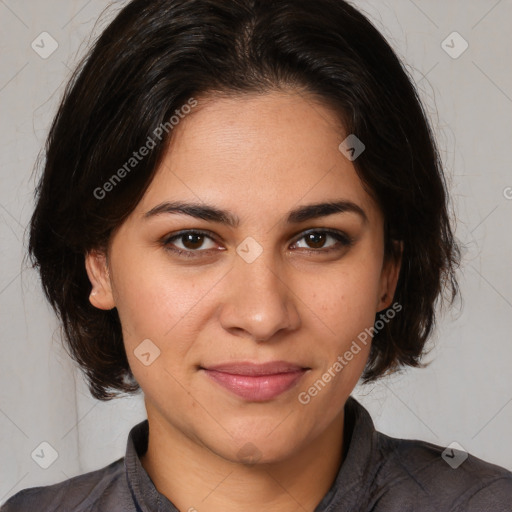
[371,431,512,510]
[0,457,130,512]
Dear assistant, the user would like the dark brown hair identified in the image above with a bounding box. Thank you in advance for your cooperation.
[28,0,460,400]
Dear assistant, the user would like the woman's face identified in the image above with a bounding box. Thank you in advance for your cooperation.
[87,90,399,463]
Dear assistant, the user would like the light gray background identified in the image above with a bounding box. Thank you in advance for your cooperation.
[1,0,511,504]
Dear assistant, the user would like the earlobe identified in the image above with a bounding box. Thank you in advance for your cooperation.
[85,250,116,310]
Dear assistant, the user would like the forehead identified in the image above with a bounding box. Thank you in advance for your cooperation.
[134,91,380,225]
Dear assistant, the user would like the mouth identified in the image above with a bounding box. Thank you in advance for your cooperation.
[200,361,310,402]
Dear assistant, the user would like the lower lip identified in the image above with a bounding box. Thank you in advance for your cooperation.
[202,369,307,402]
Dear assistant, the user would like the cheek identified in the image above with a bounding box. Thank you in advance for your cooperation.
[110,252,193,343]
[300,258,382,337]
[293,252,382,402]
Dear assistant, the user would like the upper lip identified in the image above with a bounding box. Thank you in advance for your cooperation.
[201,361,308,376]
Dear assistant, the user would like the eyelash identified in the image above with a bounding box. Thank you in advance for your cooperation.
[161,229,354,259]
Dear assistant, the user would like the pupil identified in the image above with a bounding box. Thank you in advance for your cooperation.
[307,232,325,249]
[183,233,203,249]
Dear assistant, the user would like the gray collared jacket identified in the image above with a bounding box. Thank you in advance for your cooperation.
[2,396,512,511]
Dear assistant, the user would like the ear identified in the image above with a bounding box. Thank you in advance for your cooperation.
[377,240,402,312]
[85,250,115,310]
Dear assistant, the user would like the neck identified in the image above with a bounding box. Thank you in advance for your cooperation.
[140,408,346,512]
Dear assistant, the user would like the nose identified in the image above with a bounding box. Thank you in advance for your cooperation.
[218,250,301,342]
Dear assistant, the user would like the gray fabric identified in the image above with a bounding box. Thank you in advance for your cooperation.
[2,396,511,511]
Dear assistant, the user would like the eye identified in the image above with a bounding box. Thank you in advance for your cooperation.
[162,228,353,259]
[291,229,353,253]
[162,230,219,257]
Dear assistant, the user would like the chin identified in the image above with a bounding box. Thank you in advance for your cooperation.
[213,428,304,466]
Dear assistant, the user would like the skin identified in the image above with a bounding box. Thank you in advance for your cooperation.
[85,90,401,512]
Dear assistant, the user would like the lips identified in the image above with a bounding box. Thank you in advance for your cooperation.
[201,361,309,402]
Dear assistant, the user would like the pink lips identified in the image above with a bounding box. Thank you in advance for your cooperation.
[201,361,309,402]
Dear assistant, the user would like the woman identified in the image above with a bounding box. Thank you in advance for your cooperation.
[2,0,511,510]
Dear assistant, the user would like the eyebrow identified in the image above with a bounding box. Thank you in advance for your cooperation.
[143,200,367,226]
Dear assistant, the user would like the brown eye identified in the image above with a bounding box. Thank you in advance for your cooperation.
[304,232,328,249]
[163,230,218,257]
[292,230,353,252]
[180,232,206,250]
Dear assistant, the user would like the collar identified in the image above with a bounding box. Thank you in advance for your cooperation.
[314,395,380,511]
[124,419,179,511]
[123,395,378,511]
